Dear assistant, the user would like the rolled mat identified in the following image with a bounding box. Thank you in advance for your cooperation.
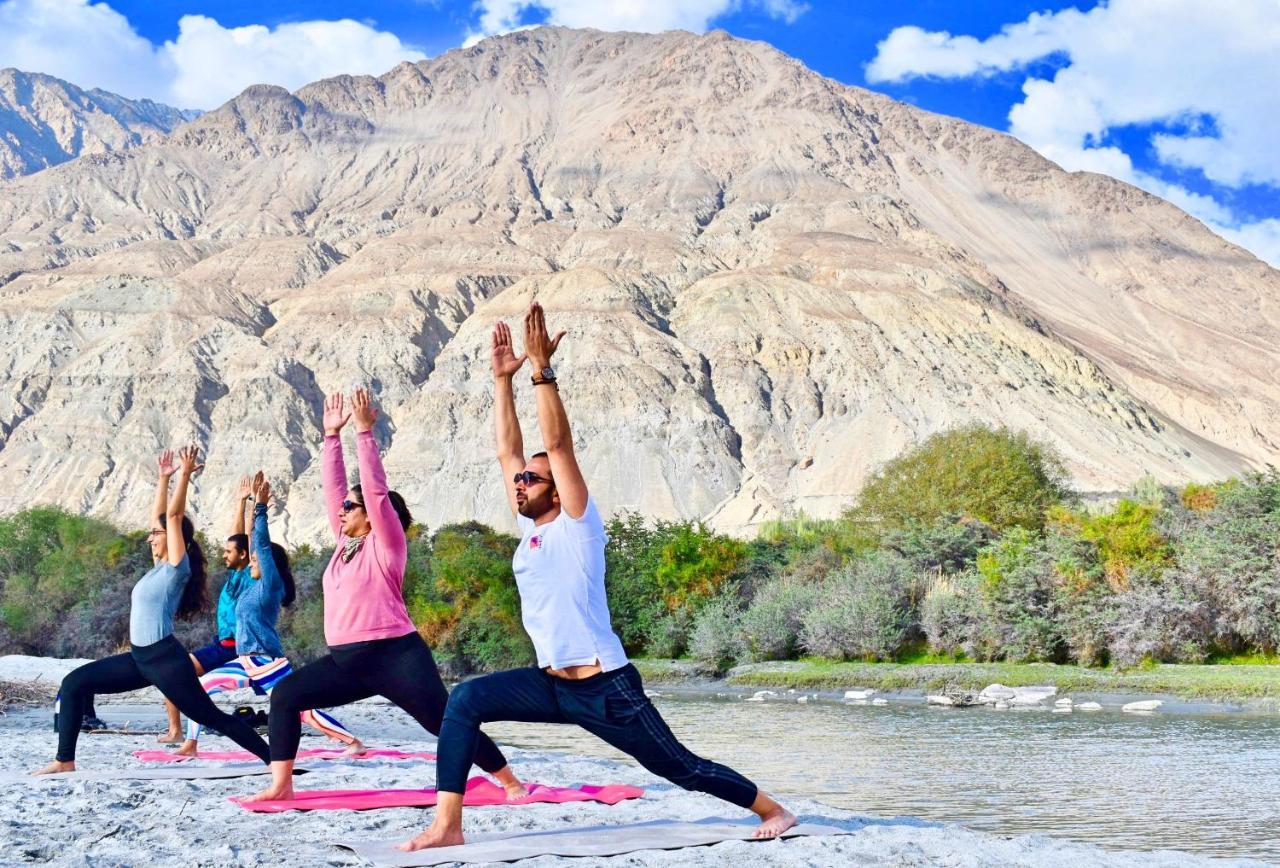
[232,775,644,813]
[134,748,436,763]
[337,818,852,866]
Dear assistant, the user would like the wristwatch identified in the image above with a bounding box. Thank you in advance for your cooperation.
[531,366,557,387]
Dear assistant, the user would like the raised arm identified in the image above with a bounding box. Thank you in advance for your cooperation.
[230,474,252,538]
[525,303,588,519]
[250,472,281,595]
[154,449,176,522]
[322,391,351,540]
[492,321,528,516]
[167,445,204,566]
[350,387,407,554]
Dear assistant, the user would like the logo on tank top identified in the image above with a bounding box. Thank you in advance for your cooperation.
[529,534,542,551]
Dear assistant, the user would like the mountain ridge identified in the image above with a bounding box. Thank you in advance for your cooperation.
[0,26,1275,544]
[0,68,199,179]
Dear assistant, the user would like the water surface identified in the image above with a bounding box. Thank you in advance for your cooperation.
[482,690,1280,861]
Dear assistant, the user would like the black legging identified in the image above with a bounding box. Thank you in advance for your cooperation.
[56,635,271,763]
[268,631,509,771]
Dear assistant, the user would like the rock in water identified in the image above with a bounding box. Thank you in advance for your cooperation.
[0,27,1277,543]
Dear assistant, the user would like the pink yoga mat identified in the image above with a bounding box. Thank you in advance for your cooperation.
[133,748,437,763]
[231,776,645,813]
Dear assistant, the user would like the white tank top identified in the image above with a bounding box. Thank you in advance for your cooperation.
[513,497,629,671]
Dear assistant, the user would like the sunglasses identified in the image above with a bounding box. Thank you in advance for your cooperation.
[147,529,165,539]
[340,499,365,512]
[513,471,553,487]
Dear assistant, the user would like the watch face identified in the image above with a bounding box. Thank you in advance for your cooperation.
[541,367,555,378]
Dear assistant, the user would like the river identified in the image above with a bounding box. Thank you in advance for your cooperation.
[480,687,1280,861]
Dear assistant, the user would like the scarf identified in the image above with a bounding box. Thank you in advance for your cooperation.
[341,535,366,563]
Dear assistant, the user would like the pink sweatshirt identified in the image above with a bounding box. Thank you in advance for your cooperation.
[321,431,415,646]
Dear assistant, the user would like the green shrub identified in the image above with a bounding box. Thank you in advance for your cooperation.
[1052,500,1171,588]
[882,515,995,575]
[850,424,1072,534]
[604,512,675,654]
[427,522,532,672]
[975,528,1062,661]
[800,553,917,661]
[740,578,822,662]
[1108,567,1215,667]
[920,569,986,659]
[688,597,745,674]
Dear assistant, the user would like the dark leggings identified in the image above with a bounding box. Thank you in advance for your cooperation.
[268,631,509,771]
[55,635,271,764]
[438,663,759,809]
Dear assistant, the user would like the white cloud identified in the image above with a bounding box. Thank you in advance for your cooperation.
[0,0,161,100]
[162,15,426,109]
[865,0,1280,266]
[0,0,425,109]
[467,0,807,44]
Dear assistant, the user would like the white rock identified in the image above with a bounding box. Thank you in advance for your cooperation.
[1052,706,1072,714]
[1054,698,1073,707]
[978,684,1018,702]
[926,695,955,707]
[994,701,1010,710]
[1077,702,1103,711]
[844,689,877,701]
[871,698,889,706]
[1122,700,1163,713]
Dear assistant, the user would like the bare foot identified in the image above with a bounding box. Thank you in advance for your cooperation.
[31,760,75,776]
[503,779,530,801]
[397,822,464,852]
[155,730,184,744]
[239,782,294,803]
[342,739,368,757]
[752,806,797,839]
[174,740,199,758]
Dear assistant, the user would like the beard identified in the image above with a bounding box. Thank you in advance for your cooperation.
[517,490,555,519]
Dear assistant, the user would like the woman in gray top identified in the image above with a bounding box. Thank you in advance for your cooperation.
[33,446,272,774]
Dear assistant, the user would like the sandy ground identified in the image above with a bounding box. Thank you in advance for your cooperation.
[0,657,1266,867]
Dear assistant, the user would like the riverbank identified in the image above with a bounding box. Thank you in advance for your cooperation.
[633,657,1280,706]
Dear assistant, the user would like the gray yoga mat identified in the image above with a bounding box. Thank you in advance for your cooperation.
[1,763,311,785]
[338,818,852,866]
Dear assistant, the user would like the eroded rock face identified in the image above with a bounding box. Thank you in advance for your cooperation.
[0,28,1277,544]
[0,69,198,179]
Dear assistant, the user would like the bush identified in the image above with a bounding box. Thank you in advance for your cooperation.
[882,515,995,576]
[1052,500,1171,588]
[975,528,1062,662]
[688,598,744,674]
[427,522,533,672]
[920,569,986,659]
[1109,568,1215,667]
[740,578,822,662]
[800,554,917,661]
[604,512,675,654]
[850,424,1072,534]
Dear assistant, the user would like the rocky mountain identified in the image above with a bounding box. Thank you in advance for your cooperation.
[0,27,1277,545]
[0,69,198,179]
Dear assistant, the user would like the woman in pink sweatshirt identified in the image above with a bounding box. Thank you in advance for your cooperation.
[242,388,525,803]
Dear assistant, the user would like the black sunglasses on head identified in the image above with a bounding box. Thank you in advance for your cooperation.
[341,499,365,512]
[513,471,553,486]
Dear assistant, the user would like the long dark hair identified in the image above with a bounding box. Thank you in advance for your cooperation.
[350,484,413,531]
[269,541,296,608]
[159,513,208,619]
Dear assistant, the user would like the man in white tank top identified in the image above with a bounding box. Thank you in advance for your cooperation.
[400,303,796,852]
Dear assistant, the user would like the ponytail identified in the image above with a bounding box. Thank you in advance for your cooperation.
[270,542,296,608]
[160,513,208,619]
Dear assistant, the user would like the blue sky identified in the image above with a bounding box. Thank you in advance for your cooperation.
[1,0,1276,263]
